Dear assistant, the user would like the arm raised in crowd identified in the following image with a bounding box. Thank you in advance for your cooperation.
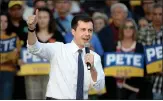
[26,9,59,60]
[27,9,38,45]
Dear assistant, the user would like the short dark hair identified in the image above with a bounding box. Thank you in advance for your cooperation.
[71,15,94,30]
[33,0,46,7]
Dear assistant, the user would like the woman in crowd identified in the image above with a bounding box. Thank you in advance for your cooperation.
[24,7,65,100]
[0,13,21,99]
[105,18,151,99]
[92,12,108,33]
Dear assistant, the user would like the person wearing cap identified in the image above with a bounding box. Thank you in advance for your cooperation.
[8,0,28,99]
[8,1,28,48]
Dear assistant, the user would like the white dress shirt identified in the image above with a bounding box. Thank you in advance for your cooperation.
[27,40,105,99]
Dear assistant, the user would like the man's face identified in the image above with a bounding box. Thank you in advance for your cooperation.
[111,6,127,27]
[72,21,93,48]
[143,0,154,13]
[35,1,46,9]
[152,7,162,26]
[9,5,23,19]
[55,1,71,15]
[138,19,148,29]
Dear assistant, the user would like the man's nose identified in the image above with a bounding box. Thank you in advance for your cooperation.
[85,31,90,35]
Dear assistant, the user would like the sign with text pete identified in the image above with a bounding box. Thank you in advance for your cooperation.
[0,37,17,63]
[17,48,50,76]
[144,44,162,74]
[104,52,144,77]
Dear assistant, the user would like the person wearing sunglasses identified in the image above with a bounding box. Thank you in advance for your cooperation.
[107,18,151,99]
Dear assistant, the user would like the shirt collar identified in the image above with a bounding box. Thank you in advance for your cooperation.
[70,40,85,54]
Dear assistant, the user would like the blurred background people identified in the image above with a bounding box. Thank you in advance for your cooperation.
[23,0,47,21]
[0,0,160,99]
[47,0,55,12]
[7,1,28,99]
[70,0,83,15]
[53,0,73,35]
[138,18,149,29]
[8,0,28,47]
[0,13,21,100]
[113,18,150,99]
[142,0,155,23]
[98,3,128,52]
[92,12,108,33]
[97,3,129,99]
[138,3,163,46]
[138,3,163,100]
[103,0,119,21]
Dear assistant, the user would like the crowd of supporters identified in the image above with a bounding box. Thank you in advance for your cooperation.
[0,0,162,100]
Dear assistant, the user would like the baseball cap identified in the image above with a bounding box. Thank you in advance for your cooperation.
[8,1,23,8]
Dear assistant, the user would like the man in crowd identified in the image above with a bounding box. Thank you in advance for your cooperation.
[138,3,163,100]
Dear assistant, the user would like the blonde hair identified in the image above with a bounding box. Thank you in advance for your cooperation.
[119,18,138,41]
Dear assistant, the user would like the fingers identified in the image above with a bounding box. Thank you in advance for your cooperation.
[27,16,36,26]
[27,9,39,28]
[85,53,94,65]
[35,9,39,21]
[116,69,129,78]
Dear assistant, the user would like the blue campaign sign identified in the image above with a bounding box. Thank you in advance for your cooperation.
[144,44,162,74]
[21,48,49,63]
[0,37,17,53]
[18,48,50,76]
[104,52,144,77]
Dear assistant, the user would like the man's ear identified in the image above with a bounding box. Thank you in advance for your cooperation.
[71,29,75,36]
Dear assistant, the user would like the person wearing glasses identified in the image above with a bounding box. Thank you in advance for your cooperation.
[107,18,150,99]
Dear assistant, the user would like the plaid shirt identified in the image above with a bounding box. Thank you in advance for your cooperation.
[138,23,163,46]
[138,23,163,94]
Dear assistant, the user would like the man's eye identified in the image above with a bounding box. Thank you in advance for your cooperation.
[82,29,85,31]
[88,29,93,32]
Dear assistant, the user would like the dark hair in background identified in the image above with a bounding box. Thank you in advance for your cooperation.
[36,7,55,34]
[33,0,46,7]
[0,12,12,35]
[71,14,94,30]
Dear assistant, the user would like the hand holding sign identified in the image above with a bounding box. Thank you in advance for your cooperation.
[115,68,131,78]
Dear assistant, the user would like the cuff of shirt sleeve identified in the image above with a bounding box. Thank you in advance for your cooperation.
[27,40,40,53]
[90,68,98,86]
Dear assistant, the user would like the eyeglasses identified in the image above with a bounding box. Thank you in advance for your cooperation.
[124,26,135,30]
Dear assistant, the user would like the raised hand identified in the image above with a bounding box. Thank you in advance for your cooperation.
[27,9,39,30]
